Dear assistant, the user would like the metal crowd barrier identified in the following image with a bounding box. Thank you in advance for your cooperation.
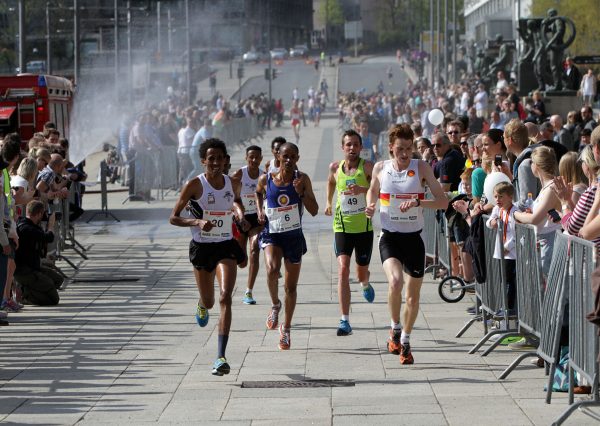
[46,183,88,272]
[423,207,437,265]
[468,216,520,356]
[499,223,544,379]
[536,232,570,404]
[213,116,261,148]
[554,236,599,425]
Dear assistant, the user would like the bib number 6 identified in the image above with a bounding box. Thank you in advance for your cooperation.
[284,214,290,221]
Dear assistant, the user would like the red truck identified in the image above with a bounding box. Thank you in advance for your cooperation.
[0,74,73,147]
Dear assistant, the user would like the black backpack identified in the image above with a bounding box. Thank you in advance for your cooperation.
[464,213,486,284]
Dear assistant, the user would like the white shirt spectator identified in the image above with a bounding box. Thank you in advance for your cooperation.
[177,126,195,154]
[486,204,517,260]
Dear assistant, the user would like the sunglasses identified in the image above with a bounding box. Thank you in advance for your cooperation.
[460,142,468,146]
[447,131,460,135]
[433,143,443,148]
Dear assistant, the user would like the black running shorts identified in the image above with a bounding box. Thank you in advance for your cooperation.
[334,231,373,266]
[240,213,263,236]
[189,239,246,272]
[378,230,425,278]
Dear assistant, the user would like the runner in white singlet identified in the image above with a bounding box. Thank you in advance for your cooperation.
[231,145,264,305]
[365,124,448,365]
[170,138,248,376]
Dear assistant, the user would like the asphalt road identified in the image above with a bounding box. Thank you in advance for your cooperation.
[338,56,408,94]
[237,60,321,109]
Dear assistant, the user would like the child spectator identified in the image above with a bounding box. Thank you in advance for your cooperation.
[486,181,517,312]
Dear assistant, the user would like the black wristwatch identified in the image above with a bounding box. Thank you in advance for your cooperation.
[414,198,421,207]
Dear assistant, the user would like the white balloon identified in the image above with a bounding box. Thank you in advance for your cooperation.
[483,172,512,203]
[427,108,444,126]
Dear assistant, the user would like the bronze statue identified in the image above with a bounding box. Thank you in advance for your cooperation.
[487,34,513,82]
[540,9,576,91]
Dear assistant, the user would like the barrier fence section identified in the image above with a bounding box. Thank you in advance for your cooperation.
[537,232,571,404]
[499,223,544,379]
[468,216,520,356]
[133,116,261,198]
[554,236,599,425]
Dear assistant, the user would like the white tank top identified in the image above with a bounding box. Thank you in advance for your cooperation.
[532,184,561,235]
[379,159,424,233]
[240,166,259,215]
[188,173,235,243]
[267,158,279,174]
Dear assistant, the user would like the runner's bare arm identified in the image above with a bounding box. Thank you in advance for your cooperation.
[365,161,383,218]
[255,174,267,224]
[363,160,374,183]
[230,168,243,184]
[419,160,449,210]
[299,174,319,216]
[231,178,246,221]
[169,178,211,230]
[324,161,338,216]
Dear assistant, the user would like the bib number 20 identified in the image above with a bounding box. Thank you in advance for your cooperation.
[211,219,224,227]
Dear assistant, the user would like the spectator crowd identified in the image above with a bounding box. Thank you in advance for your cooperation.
[0,122,87,326]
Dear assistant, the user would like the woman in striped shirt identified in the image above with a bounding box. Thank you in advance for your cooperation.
[555,146,600,250]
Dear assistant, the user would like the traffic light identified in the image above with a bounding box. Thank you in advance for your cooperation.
[237,66,244,79]
[272,69,278,80]
[264,68,270,80]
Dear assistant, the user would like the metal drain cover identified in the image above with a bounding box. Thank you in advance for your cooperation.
[241,379,354,388]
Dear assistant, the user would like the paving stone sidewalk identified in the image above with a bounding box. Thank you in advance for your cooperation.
[1,114,598,425]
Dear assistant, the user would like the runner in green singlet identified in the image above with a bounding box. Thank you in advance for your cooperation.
[325,129,375,336]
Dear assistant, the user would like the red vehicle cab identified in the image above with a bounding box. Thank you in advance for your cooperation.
[0,74,73,148]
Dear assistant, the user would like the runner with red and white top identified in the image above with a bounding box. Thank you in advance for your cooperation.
[290,100,301,143]
[366,124,448,364]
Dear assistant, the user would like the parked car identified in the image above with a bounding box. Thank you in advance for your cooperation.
[289,45,308,58]
[270,48,289,60]
[242,50,268,63]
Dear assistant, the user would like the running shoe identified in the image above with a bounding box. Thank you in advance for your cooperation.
[508,336,538,351]
[362,283,375,303]
[1,299,19,313]
[387,328,401,355]
[400,342,414,365]
[278,324,291,350]
[6,299,21,312]
[211,357,231,376]
[336,319,352,336]
[195,304,209,327]
[242,291,256,305]
[266,301,281,330]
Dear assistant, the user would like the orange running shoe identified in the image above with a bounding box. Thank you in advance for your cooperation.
[266,301,281,330]
[278,324,291,350]
[400,342,414,365]
[387,328,401,355]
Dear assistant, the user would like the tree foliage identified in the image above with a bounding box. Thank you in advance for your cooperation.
[318,0,344,26]
[531,0,600,57]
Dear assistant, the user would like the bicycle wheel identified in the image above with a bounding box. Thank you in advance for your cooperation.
[438,276,466,303]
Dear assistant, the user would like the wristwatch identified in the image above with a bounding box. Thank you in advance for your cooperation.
[414,198,421,207]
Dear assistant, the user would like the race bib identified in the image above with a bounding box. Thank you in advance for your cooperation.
[340,190,366,215]
[382,194,420,222]
[266,204,301,233]
[359,148,372,160]
[241,193,257,214]
[201,210,233,240]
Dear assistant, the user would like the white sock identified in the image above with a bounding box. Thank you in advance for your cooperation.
[361,281,369,288]
[401,331,410,344]
[341,315,349,321]
[391,320,402,331]
[245,288,252,294]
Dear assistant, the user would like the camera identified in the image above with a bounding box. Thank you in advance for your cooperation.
[494,155,502,167]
